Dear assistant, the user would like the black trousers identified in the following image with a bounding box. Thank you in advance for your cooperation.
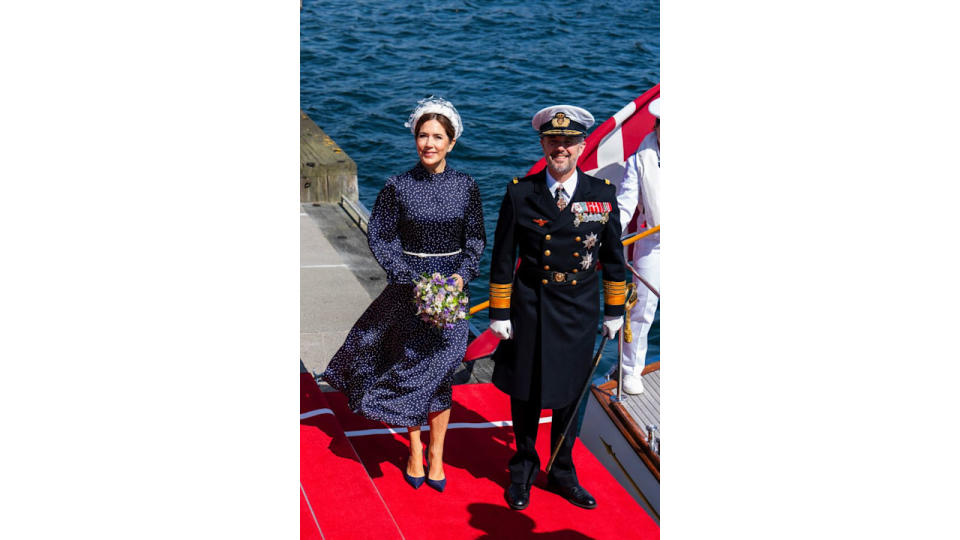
[507,326,580,487]
[508,395,579,487]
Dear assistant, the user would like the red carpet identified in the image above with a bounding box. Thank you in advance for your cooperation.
[317,382,660,539]
[300,373,403,539]
[300,487,323,540]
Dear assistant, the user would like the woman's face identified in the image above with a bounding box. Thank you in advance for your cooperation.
[416,119,456,173]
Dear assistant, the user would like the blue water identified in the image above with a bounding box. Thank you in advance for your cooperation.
[301,0,659,371]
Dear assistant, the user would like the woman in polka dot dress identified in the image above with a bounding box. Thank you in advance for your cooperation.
[322,97,485,491]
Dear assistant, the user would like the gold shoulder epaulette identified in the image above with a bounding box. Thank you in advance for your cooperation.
[489,282,513,309]
[512,177,519,184]
[603,279,627,306]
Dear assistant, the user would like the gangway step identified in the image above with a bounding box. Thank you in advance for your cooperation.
[300,372,403,539]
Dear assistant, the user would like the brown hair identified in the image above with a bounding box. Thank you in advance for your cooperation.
[415,113,456,141]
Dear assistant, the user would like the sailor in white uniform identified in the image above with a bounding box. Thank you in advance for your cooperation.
[614,97,660,394]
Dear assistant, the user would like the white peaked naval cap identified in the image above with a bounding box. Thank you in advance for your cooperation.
[531,105,595,136]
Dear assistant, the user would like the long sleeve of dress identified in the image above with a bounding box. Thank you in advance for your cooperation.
[454,179,486,283]
[368,181,416,284]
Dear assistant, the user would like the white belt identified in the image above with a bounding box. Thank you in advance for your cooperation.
[402,249,462,258]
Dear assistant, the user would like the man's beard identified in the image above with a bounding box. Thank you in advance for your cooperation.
[548,154,575,175]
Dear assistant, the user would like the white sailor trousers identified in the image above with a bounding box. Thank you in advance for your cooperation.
[622,231,659,377]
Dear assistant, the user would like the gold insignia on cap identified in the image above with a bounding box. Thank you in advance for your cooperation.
[605,179,610,184]
[512,177,519,184]
[551,112,571,128]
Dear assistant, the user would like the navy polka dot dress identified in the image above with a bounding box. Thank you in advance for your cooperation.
[322,162,486,427]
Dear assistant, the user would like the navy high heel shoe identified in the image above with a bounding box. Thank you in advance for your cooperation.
[403,469,425,490]
[425,459,446,492]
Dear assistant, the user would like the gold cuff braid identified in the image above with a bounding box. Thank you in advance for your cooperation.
[603,280,627,306]
[489,282,513,309]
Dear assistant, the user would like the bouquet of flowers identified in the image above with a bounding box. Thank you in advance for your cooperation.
[413,272,470,329]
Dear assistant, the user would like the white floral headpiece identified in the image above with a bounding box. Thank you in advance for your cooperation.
[404,96,463,140]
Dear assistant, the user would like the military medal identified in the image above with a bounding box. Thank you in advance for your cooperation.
[570,202,612,227]
[582,232,597,249]
[579,251,594,270]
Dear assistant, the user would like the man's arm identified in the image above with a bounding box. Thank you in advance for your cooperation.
[599,182,627,318]
[489,182,519,323]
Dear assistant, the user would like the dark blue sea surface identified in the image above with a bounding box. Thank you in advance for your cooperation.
[301,0,659,369]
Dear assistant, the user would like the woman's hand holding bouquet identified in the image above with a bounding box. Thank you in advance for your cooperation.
[413,273,470,330]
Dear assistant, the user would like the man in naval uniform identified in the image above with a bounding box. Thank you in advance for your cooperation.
[614,97,660,395]
[487,104,627,511]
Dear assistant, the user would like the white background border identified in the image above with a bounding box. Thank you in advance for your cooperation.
[3,1,959,538]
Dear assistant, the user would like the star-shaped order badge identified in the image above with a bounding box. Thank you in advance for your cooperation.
[582,232,598,250]
[579,251,594,270]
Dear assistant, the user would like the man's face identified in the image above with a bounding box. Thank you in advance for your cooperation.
[540,135,585,177]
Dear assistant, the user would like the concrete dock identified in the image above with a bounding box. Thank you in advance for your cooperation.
[300,201,386,379]
[300,110,383,381]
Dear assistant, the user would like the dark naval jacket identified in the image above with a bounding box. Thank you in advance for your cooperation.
[488,168,627,409]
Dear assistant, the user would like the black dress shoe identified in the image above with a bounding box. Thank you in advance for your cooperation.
[504,482,531,510]
[547,481,597,509]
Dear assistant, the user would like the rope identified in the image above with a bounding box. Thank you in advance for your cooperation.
[623,283,639,343]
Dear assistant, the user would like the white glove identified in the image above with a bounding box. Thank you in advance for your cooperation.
[602,316,623,339]
[490,319,513,340]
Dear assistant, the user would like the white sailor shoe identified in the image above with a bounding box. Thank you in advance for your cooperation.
[622,374,645,395]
